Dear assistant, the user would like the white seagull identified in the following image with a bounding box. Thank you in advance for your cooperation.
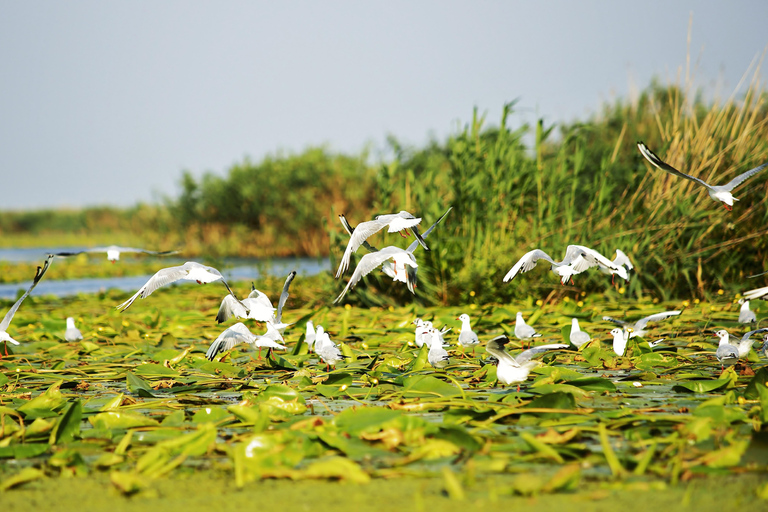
[54,245,178,263]
[738,299,757,324]
[569,318,591,348]
[116,261,240,312]
[485,335,567,391]
[714,330,740,369]
[426,328,450,369]
[205,322,286,361]
[305,320,316,352]
[637,141,768,211]
[340,207,451,293]
[413,319,431,348]
[503,245,628,285]
[714,327,768,360]
[457,314,480,354]
[216,271,296,327]
[65,317,83,342]
[314,325,346,370]
[599,249,634,283]
[603,310,681,338]
[514,312,542,344]
[335,211,428,278]
[0,255,53,355]
[610,327,631,356]
[334,246,418,303]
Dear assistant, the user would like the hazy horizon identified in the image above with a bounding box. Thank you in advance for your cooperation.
[2,1,766,211]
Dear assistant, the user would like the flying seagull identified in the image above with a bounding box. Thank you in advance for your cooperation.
[54,245,178,263]
[637,141,768,211]
[116,261,240,312]
[335,211,428,278]
[340,207,451,293]
[603,310,681,338]
[0,255,54,355]
[334,246,418,304]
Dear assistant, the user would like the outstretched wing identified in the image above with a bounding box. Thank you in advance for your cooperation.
[338,214,379,252]
[721,161,768,191]
[116,264,189,311]
[515,344,568,365]
[503,249,555,282]
[637,142,712,190]
[0,255,54,332]
[613,249,634,270]
[602,316,631,328]
[335,218,387,278]
[276,271,297,323]
[334,247,402,303]
[743,286,768,300]
[742,327,768,342]
[634,310,681,331]
[216,294,249,324]
[485,335,518,366]
[406,206,452,253]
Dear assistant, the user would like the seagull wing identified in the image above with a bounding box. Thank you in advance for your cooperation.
[485,335,519,367]
[334,247,403,303]
[613,249,634,270]
[338,214,379,252]
[721,161,768,191]
[602,316,631,328]
[515,344,569,365]
[205,323,254,360]
[335,219,387,278]
[743,286,768,300]
[637,142,712,190]
[276,271,297,323]
[634,310,681,331]
[0,255,53,332]
[503,249,555,282]
[406,206,452,253]
[116,264,190,311]
[742,327,768,342]
[216,294,248,324]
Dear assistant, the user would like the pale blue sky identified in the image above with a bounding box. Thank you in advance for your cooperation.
[1,1,766,210]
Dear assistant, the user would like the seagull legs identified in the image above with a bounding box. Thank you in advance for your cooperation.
[723,204,732,212]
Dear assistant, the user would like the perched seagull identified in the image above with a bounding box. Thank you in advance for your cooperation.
[457,314,480,354]
[761,334,768,357]
[413,319,431,348]
[743,286,768,301]
[714,330,740,369]
[305,320,316,352]
[335,211,428,278]
[503,245,627,285]
[514,312,542,346]
[569,318,591,348]
[334,246,418,303]
[65,317,83,342]
[426,328,450,369]
[216,271,296,326]
[610,327,631,356]
[54,245,178,263]
[714,328,768,359]
[637,141,768,211]
[738,299,757,324]
[116,261,241,312]
[599,249,634,283]
[314,325,345,370]
[0,255,53,355]
[205,322,286,361]
[602,310,681,338]
[485,334,567,391]
[340,207,451,293]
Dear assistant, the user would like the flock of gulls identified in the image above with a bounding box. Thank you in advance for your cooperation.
[2,142,768,390]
